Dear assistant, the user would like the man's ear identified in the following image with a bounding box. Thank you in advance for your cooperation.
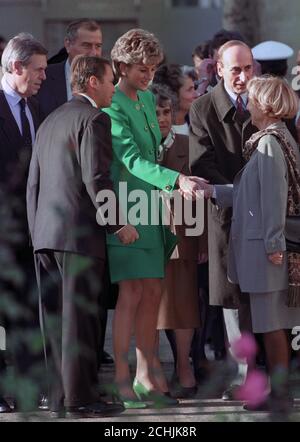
[89,75,98,89]
[216,61,223,79]
[13,60,24,75]
[64,37,71,54]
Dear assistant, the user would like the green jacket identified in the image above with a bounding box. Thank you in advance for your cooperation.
[103,87,179,249]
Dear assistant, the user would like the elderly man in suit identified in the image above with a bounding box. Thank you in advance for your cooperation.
[27,55,137,417]
[0,33,47,413]
[37,19,102,120]
[189,40,257,399]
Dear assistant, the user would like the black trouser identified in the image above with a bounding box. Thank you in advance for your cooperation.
[192,263,225,367]
[0,245,45,401]
[37,251,104,411]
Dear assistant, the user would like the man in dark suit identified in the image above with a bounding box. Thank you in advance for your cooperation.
[27,55,138,417]
[189,40,257,399]
[37,19,114,366]
[37,19,102,120]
[0,33,47,412]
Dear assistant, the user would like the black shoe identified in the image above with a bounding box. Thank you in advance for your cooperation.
[0,397,11,413]
[222,385,240,401]
[38,395,49,411]
[101,351,114,365]
[66,400,124,418]
[173,385,198,399]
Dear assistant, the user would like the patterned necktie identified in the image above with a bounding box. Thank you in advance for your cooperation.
[19,98,32,148]
[236,95,245,115]
[235,95,249,123]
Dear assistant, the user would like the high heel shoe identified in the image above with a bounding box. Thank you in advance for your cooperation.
[133,379,179,408]
[104,383,147,409]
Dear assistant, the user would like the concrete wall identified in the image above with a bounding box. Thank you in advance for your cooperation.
[0,0,223,64]
[0,1,43,41]
[140,0,223,64]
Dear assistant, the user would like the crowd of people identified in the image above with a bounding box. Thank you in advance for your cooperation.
[0,19,300,418]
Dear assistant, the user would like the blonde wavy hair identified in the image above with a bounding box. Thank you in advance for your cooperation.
[111,28,163,78]
[247,75,299,119]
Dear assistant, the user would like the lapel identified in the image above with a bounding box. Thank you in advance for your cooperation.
[242,117,257,147]
[211,80,236,123]
[0,90,23,146]
[27,97,40,132]
[212,81,257,148]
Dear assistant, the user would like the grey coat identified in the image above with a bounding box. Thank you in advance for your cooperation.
[215,122,298,293]
[189,80,257,307]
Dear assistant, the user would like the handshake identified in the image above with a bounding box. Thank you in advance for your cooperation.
[116,174,214,245]
[177,174,214,200]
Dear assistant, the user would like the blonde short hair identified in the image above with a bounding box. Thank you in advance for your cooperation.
[111,28,163,77]
[247,75,299,119]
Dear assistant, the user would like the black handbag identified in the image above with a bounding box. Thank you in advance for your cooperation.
[285,216,300,253]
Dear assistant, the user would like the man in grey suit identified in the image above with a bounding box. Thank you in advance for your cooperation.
[189,40,257,399]
[37,19,116,366]
[27,55,138,417]
[37,19,102,120]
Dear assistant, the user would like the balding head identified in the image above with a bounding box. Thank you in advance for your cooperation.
[217,41,254,95]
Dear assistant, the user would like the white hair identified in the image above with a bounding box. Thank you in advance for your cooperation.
[1,32,47,74]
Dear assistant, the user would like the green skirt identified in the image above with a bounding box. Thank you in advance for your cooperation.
[107,245,166,283]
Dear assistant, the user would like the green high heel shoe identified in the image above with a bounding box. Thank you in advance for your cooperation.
[133,379,179,408]
[104,383,147,409]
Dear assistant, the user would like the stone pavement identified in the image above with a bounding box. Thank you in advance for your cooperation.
[1,311,300,422]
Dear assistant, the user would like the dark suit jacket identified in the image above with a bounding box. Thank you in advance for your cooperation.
[189,81,257,308]
[0,90,40,189]
[36,61,67,121]
[27,95,122,260]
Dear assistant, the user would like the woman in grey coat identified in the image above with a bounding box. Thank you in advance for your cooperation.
[200,76,300,410]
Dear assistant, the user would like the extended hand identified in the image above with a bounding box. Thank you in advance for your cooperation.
[178,175,213,199]
[177,175,208,200]
[268,251,284,265]
[116,224,139,245]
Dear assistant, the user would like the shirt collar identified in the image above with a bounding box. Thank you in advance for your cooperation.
[1,74,23,107]
[224,81,248,108]
[65,60,73,100]
[78,93,98,108]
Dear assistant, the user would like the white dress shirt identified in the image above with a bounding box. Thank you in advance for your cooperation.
[64,60,73,101]
[224,82,248,109]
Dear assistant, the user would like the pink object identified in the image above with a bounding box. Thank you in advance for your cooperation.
[231,332,258,364]
[235,370,268,407]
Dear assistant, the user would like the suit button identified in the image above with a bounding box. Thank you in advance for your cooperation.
[151,123,155,128]
[135,104,140,111]
[144,126,148,131]
[165,185,172,191]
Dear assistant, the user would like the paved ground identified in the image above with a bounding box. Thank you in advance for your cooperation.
[1,311,300,422]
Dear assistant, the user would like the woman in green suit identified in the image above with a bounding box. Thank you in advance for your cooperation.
[104,29,202,407]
